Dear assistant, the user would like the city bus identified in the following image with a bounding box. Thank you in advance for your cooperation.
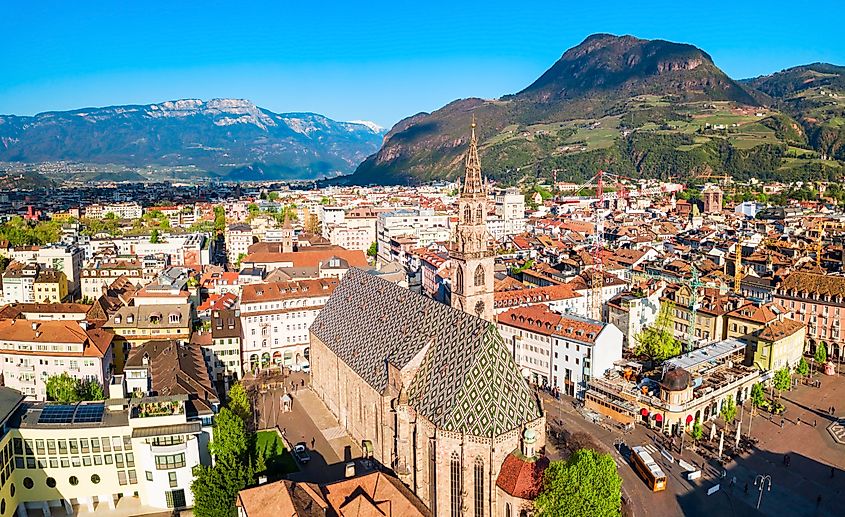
[630,446,667,492]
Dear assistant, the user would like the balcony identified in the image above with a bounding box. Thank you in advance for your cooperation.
[17,364,35,372]
[150,441,187,454]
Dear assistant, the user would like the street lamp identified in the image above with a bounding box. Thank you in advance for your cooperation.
[754,474,772,510]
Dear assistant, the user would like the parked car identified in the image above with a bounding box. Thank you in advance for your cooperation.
[301,362,311,373]
[293,443,311,464]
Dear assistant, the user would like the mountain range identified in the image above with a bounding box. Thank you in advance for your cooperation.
[0,99,385,181]
[2,34,844,186]
[345,34,845,186]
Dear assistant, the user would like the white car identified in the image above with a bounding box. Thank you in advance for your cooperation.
[300,363,311,373]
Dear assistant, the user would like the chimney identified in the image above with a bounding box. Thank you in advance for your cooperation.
[31,322,38,331]
[78,320,90,331]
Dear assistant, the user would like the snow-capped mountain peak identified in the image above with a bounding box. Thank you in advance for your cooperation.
[347,120,384,133]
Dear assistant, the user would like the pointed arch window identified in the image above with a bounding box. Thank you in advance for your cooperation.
[474,457,484,517]
[476,205,483,223]
[464,205,472,224]
[455,266,464,294]
[450,452,462,517]
[474,265,485,287]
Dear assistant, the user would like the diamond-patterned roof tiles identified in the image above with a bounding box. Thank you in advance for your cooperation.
[311,268,541,437]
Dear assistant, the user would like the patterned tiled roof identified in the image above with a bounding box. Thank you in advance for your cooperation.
[311,268,541,438]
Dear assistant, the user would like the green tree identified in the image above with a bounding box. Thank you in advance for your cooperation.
[534,449,622,517]
[191,461,249,517]
[796,357,810,376]
[193,407,254,517]
[235,252,247,269]
[213,205,226,233]
[227,382,251,424]
[750,382,766,408]
[366,242,378,258]
[268,192,279,201]
[815,341,828,365]
[208,408,249,464]
[45,373,81,403]
[77,379,104,401]
[719,396,737,424]
[150,229,160,244]
[634,301,681,361]
[773,366,791,399]
[691,419,703,442]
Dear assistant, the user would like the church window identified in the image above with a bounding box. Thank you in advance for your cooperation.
[474,457,484,517]
[474,265,485,287]
[476,205,483,222]
[450,452,462,517]
[455,267,464,295]
[464,206,472,223]
[505,503,512,517]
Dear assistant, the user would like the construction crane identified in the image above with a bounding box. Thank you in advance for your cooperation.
[733,238,744,294]
[814,221,838,267]
[686,265,703,352]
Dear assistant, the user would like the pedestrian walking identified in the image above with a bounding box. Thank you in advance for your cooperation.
[797,416,801,426]
[814,419,817,427]
[780,418,785,429]
[310,437,315,448]
[783,454,788,466]
[301,379,305,387]
[833,406,837,415]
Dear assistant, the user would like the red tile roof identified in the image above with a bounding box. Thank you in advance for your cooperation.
[496,453,549,499]
[498,305,604,343]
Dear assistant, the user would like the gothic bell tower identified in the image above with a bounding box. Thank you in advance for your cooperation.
[451,119,495,322]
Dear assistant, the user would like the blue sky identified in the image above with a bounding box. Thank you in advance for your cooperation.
[3,1,844,128]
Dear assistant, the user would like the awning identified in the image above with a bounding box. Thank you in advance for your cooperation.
[655,413,663,422]
[686,414,694,424]
[640,408,649,417]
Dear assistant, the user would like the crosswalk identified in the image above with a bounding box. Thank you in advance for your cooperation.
[641,444,659,455]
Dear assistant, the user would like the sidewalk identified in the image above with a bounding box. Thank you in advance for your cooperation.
[292,388,358,463]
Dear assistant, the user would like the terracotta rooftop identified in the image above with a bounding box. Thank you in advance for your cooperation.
[0,320,114,358]
[496,453,549,499]
[779,271,845,298]
[495,283,581,309]
[757,318,805,342]
[243,248,368,269]
[498,305,604,344]
[241,278,338,304]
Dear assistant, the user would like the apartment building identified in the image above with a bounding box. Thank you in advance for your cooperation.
[375,209,451,264]
[773,271,845,359]
[80,259,147,301]
[33,269,68,304]
[2,264,39,304]
[206,309,243,385]
[240,279,338,371]
[225,224,255,265]
[497,305,623,398]
[84,203,143,220]
[0,320,114,400]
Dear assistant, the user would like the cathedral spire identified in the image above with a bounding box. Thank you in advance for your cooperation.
[462,116,484,197]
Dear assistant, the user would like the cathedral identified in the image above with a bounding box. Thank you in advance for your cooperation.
[309,124,547,517]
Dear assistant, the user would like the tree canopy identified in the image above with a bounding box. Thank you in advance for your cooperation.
[534,449,622,517]
[719,396,737,424]
[750,382,766,408]
[773,366,791,397]
[45,373,104,403]
[796,357,810,376]
[226,382,251,425]
[815,342,828,365]
[635,301,681,361]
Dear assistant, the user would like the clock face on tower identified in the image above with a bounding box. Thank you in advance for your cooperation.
[474,300,485,316]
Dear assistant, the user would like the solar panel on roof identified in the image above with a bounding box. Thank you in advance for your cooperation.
[37,405,76,424]
[73,404,105,424]
[37,403,105,425]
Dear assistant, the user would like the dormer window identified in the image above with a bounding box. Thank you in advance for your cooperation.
[127,314,134,324]
[115,315,122,324]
